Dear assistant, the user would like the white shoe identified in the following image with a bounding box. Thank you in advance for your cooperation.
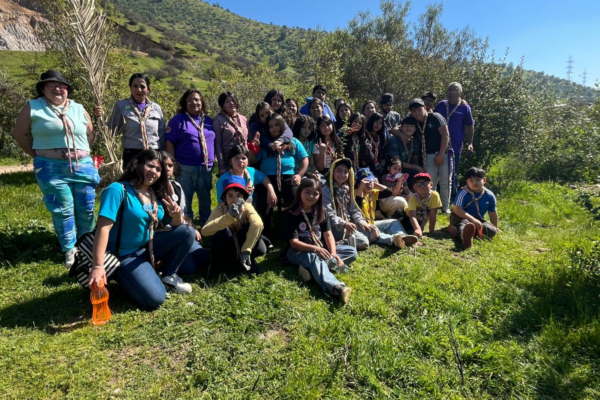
[161,274,192,294]
[65,248,77,268]
[298,266,311,282]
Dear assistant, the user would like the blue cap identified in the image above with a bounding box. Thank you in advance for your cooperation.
[356,168,376,183]
[221,175,249,201]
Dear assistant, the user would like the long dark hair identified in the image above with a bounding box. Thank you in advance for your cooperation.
[177,89,207,115]
[285,177,325,223]
[316,115,342,155]
[227,144,249,167]
[129,73,151,91]
[118,149,169,198]
[160,150,180,178]
[292,114,316,142]
[366,112,387,147]
[265,114,287,140]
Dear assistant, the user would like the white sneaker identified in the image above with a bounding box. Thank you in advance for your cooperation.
[298,266,312,282]
[65,248,77,268]
[161,274,192,294]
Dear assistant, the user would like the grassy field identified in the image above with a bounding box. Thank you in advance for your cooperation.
[0,171,599,399]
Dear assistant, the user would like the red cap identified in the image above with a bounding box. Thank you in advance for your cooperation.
[413,172,432,182]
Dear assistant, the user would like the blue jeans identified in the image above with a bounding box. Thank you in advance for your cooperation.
[177,164,213,225]
[286,244,357,295]
[359,219,406,245]
[452,151,461,199]
[178,240,211,275]
[33,156,100,252]
[331,226,370,250]
[114,225,195,309]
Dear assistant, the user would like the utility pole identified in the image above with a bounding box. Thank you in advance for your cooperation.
[582,69,587,87]
[566,55,573,81]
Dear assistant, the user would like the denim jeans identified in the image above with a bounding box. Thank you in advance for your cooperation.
[114,224,195,309]
[358,219,406,245]
[426,153,450,210]
[178,240,211,275]
[286,244,357,295]
[452,151,461,199]
[177,164,213,225]
[331,226,370,250]
[33,156,100,252]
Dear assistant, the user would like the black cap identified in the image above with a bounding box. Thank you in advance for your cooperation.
[380,93,394,104]
[408,98,425,109]
[36,70,71,96]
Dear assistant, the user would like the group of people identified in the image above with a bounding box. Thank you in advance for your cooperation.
[11,70,500,310]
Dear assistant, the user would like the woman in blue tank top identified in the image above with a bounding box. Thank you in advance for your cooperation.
[11,70,100,268]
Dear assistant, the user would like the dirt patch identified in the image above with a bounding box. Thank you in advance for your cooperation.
[0,164,33,174]
[258,326,290,343]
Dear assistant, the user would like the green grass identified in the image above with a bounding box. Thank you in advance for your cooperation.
[1,172,599,399]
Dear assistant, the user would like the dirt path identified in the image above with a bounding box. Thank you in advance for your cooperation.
[0,164,33,174]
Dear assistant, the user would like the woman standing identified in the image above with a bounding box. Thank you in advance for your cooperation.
[165,89,215,225]
[101,73,166,168]
[214,92,248,177]
[11,70,99,267]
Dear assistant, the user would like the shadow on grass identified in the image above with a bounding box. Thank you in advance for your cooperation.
[492,245,600,398]
[0,230,62,267]
[0,170,36,187]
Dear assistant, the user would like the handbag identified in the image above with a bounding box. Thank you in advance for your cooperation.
[69,184,127,288]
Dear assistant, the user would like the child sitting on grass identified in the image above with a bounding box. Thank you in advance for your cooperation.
[404,172,442,238]
[355,167,418,248]
[284,178,357,304]
[378,158,411,219]
[449,167,498,248]
[201,175,266,277]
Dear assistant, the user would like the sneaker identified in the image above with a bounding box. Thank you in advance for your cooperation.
[442,208,451,214]
[462,223,476,248]
[333,284,352,304]
[161,274,192,294]
[402,235,419,247]
[393,235,406,249]
[298,266,311,282]
[65,248,77,268]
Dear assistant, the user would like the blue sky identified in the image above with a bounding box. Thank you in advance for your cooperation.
[212,0,599,87]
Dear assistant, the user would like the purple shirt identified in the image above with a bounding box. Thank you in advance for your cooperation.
[166,113,215,167]
[434,100,474,154]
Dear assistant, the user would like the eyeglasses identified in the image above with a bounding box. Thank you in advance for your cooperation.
[414,181,430,187]
[46,82,68,91]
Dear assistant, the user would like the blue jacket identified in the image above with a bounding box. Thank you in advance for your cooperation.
[299,97,336,122]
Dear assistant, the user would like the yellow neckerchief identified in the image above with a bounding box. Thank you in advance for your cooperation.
[361,189,379,224]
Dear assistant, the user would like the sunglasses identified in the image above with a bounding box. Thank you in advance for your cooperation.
[414,181,430,187]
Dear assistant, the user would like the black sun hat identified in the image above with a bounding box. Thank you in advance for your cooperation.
[35,70,72,96]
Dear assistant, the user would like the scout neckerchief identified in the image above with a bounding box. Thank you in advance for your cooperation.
[351,134,360,171]
[402,136,414,164]
[367,131,380,162]
[137,189,158,269]
[413,191,431,229]
[445,100,464,123]
[185,112,209,171]
[416,116,428,170]
[220,112,247,150]
[301,210,324,248]
[363,191,376,224]
[461,186,484,219]
[128,97,152,150]
[276,144,291,191]
[42,97,79,173]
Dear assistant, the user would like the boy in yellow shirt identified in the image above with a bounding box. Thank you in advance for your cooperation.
[405,173,442,238]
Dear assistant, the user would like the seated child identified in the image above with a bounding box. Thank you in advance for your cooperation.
[322,158,370,250]
[449,167,499,248]
[378,158,411,219]
[404,172,442,238]
[284,178,357,304]
[201,175,266,277]
[161,152,211,275]
[355,168,418,248]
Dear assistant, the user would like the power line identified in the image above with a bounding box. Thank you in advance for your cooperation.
[582,69,587,87]
[566,55,573,81]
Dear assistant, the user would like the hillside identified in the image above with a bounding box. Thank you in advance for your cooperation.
[103,0,307,70]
